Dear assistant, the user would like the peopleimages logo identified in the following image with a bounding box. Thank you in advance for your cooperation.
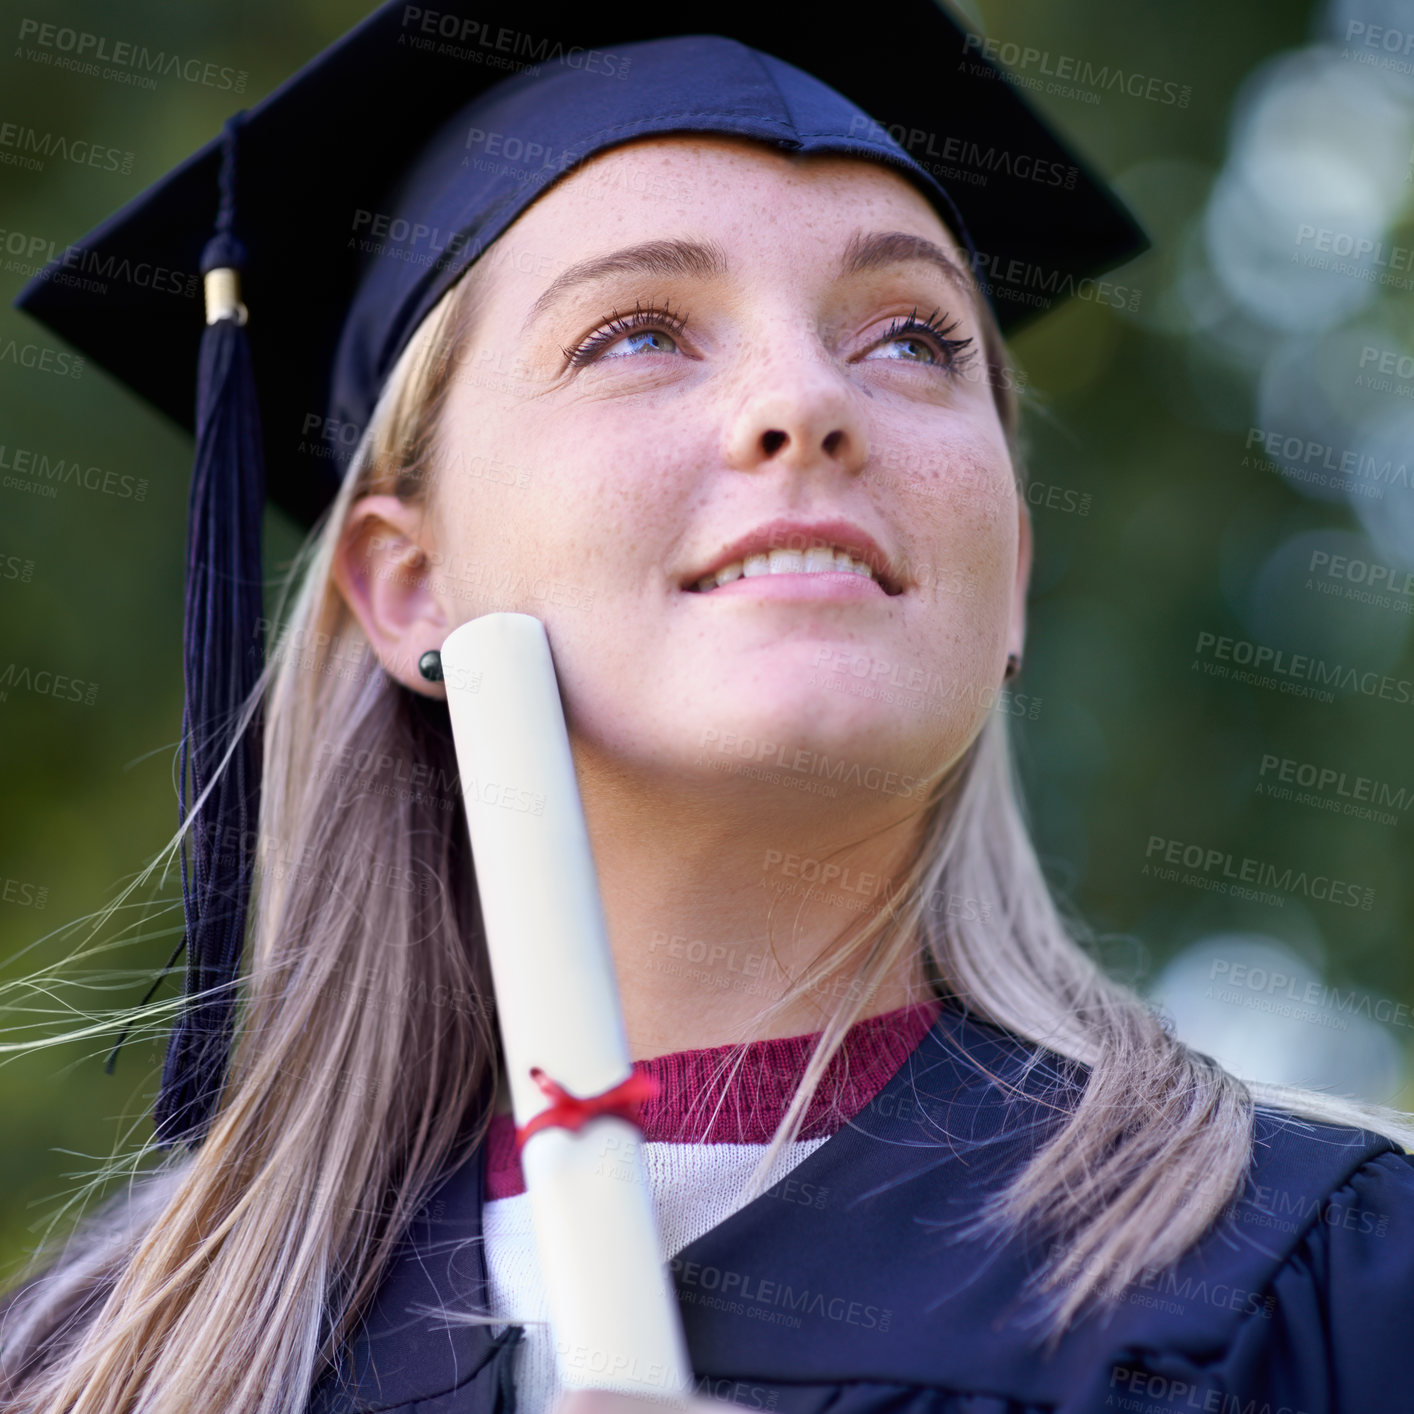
[1192,629,1414,707]
[846,115,1077,189]
[1257,753,1411,823]
[1242,427,1411,499]
[670,1257,893,1333]
[1308,549,1414,598]
[1208,959,1411,1038]
[0,663,99,706]
[0,225,197,299]
[0,444,148,502]
[15,18,248,91]
[0,120,133,174]
[696,728,931,801]
[1342,19,1414,76]
[1143,834,1376,911]
[1,876,48,908]
[1292,224,1414,290]
[1358,345,1414,381]
[0,346,83,379]
[397,6,632,79]
[959,32,1191,107]
[969,249,1141,312]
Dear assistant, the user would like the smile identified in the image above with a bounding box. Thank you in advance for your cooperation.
[687,547,884,593]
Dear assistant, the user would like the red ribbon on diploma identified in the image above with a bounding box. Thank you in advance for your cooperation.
[513,1066,661,1152]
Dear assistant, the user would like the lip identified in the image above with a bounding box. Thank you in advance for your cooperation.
[681,516,904,596]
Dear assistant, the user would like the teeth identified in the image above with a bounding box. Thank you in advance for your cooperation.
[693,545,879,591]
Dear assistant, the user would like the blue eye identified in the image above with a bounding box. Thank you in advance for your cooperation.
[602,328,680,358]
[565,302,688,367]
[863,307,976,375]
[869,334,939,364]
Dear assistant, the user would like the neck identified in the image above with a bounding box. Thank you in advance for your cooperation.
[572,749,937,1060]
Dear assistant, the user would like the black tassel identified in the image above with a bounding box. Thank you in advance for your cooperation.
[151,113,266,1145]
[491,1325,524,1414]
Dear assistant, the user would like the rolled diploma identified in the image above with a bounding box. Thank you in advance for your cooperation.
[440,612,693,1400]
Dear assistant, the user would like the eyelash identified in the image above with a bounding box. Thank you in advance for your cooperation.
[563,300,690,367]
[561,300,977,373]
[877,307,976,372]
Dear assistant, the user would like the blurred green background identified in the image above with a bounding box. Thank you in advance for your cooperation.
[2,0,1411,1280]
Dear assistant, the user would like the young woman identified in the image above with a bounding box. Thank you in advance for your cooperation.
[4,8,1413,1414]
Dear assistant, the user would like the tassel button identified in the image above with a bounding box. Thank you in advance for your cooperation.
[203,267,248,327]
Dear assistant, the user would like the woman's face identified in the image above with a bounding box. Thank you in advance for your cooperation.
[349,134,1029,799]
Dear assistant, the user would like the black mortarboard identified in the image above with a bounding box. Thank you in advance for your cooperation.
[13,0,1147,1145]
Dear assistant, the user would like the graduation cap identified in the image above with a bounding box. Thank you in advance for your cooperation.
[13,0,1147,1146]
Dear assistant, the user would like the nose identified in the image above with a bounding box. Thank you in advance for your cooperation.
[723,340,869,477]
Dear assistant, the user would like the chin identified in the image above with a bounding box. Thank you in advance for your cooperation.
[686,692,933,782]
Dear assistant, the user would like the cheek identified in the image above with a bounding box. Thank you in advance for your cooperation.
[422,421,544,610]
[433,393,714,605]
[879,431,1018,590]
[516,397,714,543]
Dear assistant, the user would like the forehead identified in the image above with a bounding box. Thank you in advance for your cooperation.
[507,132,966,260]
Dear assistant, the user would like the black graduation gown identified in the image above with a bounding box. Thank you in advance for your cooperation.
[306,1004,1414,1414]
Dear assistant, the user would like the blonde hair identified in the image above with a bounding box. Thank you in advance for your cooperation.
[2,217,1411,1414]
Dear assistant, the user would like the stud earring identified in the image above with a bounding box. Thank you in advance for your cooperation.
[418,649,443,682]
[1004,653,1021,681]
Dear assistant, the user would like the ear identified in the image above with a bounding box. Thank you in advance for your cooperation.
[1009,497,1032,667]
[332,494,448,699]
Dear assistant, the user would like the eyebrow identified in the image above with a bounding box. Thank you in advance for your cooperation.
[521,227,977,335]
[838,229,977,305]
[522,238,728,333]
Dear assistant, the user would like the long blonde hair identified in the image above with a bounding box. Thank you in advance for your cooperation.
[2,234,1411,1414]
